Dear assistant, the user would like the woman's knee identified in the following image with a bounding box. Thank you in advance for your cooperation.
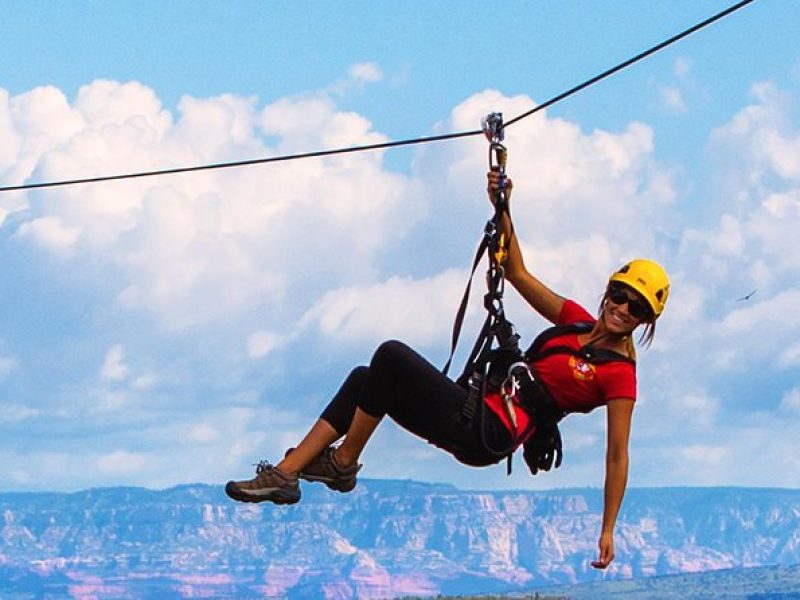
[349,365,369,384]
[371,340,409,370]
[320,365,369,434]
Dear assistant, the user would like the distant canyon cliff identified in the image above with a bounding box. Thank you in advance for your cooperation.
[1,481,799,598]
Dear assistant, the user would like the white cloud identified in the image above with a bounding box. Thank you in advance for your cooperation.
[674,57,693,78]
[419,89,672,260]
[348,62,383,84]
[247,330,283,359]
[678,444,728,467]
[661,87,688,114]
[668,393,719,428]
[2,86,84,185]
[0,403,40,423]
[131,373,158,390]
[300,270,468,349]
[0,354,17,378]
[186,423,219,443]
[720,289,800,335]
[100,344,129,381]
[16,216,80,254]
[656,57,697,115]
[778,344,800,369]
[706,214,744,255]
[94,450,149,475]
[4,79,419,330]
[781,388,800,412]
[709,82,800,192]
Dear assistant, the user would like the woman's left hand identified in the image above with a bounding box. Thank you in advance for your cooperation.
[591,532,615,569]
[486,170,513,204]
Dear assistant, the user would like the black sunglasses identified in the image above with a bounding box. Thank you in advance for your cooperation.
[607,284,652,320]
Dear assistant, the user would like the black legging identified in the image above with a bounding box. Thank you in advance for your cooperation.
[320,340,512,467]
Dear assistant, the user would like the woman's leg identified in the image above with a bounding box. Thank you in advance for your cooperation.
[225,366,368,503]
[226,340,502,503]
[284,340,473,475]
[330,408,380,467]
[276,418,340,475]
[277,365,367,474]
[348,340,510,466]
[334,340,476,466]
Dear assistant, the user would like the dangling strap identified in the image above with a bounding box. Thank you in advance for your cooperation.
[442,235,489,376]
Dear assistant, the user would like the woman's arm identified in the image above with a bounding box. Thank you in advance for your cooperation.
[487,171,565,324]
[591,397,634,569]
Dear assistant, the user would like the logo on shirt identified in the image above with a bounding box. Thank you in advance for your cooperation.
[569,355,596,382]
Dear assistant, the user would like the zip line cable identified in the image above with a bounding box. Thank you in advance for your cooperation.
[0,0,756,194]
[0,130,482,193]
[502,0,756,129]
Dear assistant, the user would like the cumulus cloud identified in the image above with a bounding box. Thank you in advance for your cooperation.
[720,289,800,335]
[669,83,800,369]
[709,82,800,191]
[628,81,800,489]
[300,270,469,349]
[3,79,419,330]
[16,215,80,255]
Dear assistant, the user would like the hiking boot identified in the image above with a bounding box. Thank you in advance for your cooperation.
[287,446,361,493]
[225,461,300,505]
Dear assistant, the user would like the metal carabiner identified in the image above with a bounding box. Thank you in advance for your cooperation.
[482,113,508,209]
[499,362,527,433]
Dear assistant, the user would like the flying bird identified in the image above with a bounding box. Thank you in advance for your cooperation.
[736,290,757,301]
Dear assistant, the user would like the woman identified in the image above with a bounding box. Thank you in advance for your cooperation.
[225,171,670,569]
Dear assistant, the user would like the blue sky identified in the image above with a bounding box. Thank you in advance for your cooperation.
[0,1,798,493]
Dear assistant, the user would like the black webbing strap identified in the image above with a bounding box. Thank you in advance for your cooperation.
[525,321,636,365]
[443,199,516,378]
[442,234,490,376]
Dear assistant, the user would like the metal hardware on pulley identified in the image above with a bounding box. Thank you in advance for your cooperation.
[481,112,508,211]
[480,112,511,328]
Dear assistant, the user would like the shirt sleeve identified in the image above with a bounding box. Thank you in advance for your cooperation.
[599,362,637,401]
[557,299,596,325]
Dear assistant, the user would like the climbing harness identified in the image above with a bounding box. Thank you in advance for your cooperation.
[443,112,539,474]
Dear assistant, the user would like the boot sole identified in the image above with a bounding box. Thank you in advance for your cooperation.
[225,481,300,505]
[298,474,356,493]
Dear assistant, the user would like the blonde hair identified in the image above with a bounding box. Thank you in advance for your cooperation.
[598,291,657,360]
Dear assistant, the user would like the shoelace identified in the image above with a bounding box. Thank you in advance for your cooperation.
[254,460,273,474]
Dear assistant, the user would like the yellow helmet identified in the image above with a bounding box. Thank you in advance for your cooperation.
[608,259,670,318]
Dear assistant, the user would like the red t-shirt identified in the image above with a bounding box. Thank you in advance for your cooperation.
[531,300,637,412]
[483,299,636,441]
